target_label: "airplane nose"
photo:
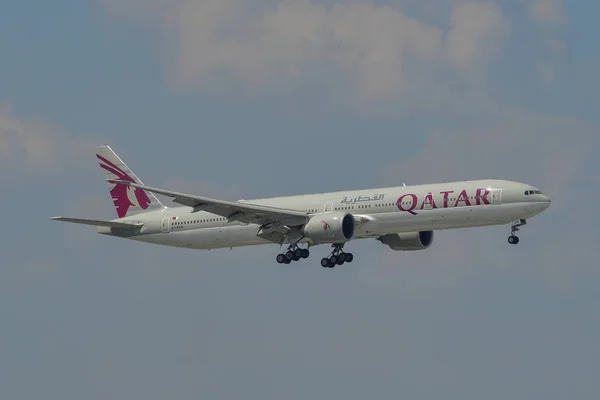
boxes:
[542,195,551,209]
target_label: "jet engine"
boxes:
[303,212,355,244]
[377,231,434,251]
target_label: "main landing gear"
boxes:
[276,243,354,268]
[508,219,526,245]
[276,246,310,264]
[320,244,354,269]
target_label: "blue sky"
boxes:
[1,1,599,399]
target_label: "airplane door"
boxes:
[324,202,333,213]
[491,189,502,205]
[161,217,171,233]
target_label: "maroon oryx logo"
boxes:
[97,154,152,218]
[322,221,331,231]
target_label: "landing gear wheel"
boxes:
[283,257,291,264]
[276,254,285,264]
[321,258,330,268]
[508,235,520,245]
[301,249,310,259]
[285,251,294,261]
[345,253,354,263]
[338,253,346,263]
[329,255,338,266]
[294,248,303,259]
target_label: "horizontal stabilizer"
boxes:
[50,217,143,229]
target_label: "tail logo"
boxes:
[97,154,151,218]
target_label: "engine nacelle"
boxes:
[303,212,355,244]
[378,231,434,251]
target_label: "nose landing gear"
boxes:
[508,219,526,245]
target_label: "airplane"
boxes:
[51,146,551,268]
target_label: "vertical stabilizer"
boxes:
[96,145,164,218]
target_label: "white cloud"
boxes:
[99,1,517,103]
[0,101,97,173]
[444,2,509,72]
[167,1,446,102]
[531,0,564,24]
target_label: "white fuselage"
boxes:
[100,179,551,251]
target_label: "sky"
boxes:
[1,0,599,399]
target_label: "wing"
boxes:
[115,181,309,227]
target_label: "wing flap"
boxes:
[50,217,143,229]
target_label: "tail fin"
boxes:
[96,145,164,218]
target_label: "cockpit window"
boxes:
[535,190,543,194]
[524,191,530,195]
